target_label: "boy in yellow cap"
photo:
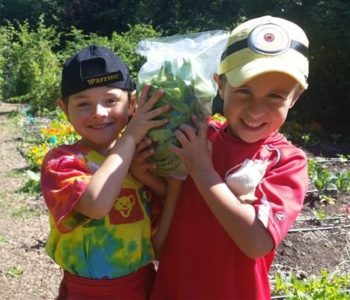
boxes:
[151,16,309,300]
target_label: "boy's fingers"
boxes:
[142,148,155,158]
[144,90,164,110]
[178,124,196,140]
[174,127,191,145]
[138,84,151,107]
[192,115,208,139]
[136,137,152,152]
[146,103,171,120]
[148,119,169,129]
[168,143,182,157]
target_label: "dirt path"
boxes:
[0,102,61,300]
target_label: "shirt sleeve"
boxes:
[254,146,308,248]
[41,146,91,233]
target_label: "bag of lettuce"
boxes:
[137,31,228,179]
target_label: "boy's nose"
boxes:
[247,99,266,117]
[94,103,108,116]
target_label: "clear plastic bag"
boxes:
[137,30,229,179]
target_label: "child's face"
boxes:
[217,72,301,143]
[59,86,134,153]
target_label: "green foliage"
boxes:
[60,24,160,79]
[308,158,350,193]
[0,1,58,27]
[312,209,326,222]
[59,27,110,61]
[0,16,61,113]
[109,24,161,77]
[308,159,335,191]
[0,234,6,244]
[19,170,41,194]
[335,170,350,193]
[274,271,350,299]
[0,1,350,138]
[6,265,24,278]
[0,25,13,97]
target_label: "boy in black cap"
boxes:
[41,45,170,299]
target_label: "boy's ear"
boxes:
[289,87,304,108]
[213,73,224,100]
[128,90,136,116]
[57,98,70,120]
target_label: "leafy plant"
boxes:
[1,16,61,113]
[19,170,41,194]
[320,194,336,206]
[338,154,350,164]
[60,24,160,79]
[6,266,24,278]
[273,270,350,299]
[0,234,7,244]
[312,209,327,222]
[308,159,336,191]
[335,170,350,192]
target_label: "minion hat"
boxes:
[61,45,134,98]
[218,16,309,89]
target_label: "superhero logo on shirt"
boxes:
[109,188,144,224]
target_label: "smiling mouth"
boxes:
[242,119,265,130]
[89,123,113,129]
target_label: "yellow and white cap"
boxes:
[218,16,309,89]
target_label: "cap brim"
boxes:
[225,58,308,90]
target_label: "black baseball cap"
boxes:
[61,45,134,98]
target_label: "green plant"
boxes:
[308,158,350,194]
[301,133,311,147]
[308,159,335,191]
[335,170,350,192]
[0,234,7,244]
[338,154,350,164]
[320,194,336,205]
[60,24,160,79]
[312,209,327,222]
[281,121,322,146]
[19,170,41,194]
[273,270,350,299]
[0,25,14,97]
[1,16,61,113]
[6,266,24,278]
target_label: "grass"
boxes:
[6,266,24,278]
[0,234,7,244]
[11,206,41,218]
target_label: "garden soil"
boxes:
[0,102,349,299]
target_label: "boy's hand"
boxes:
[130,137,156,180]
[170,115,213,175]
[123,84,170,145]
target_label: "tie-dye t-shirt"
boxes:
[41,143,159,279]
